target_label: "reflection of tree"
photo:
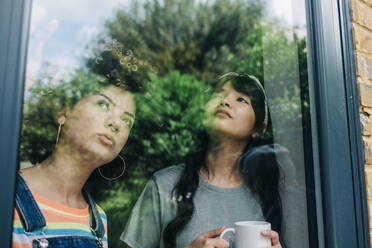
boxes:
[87,0,264,85]
[89,72,210,247]
[20,1,311,247]
[229,24,309,141]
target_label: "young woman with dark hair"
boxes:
[121,72,283,248]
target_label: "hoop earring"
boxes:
[55,123,62,147]
[98,155,126,181]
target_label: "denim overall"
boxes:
[15,174,105,248]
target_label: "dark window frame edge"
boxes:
[308,0,371,246]
[304,0,326,247]
[338,0,370,246]
[0,0,370,247]
[0,0,32,247]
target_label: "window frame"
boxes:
[0,0,369,247]
[307,0,370,246]
[0,0,32,247]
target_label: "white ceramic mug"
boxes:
[219,221,271,248]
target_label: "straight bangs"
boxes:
[217,72,267,131]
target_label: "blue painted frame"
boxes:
[339,0,371,245]
[0,0,32,247]
[0,0,370,247]
[307,0,370,246]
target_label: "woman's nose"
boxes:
[106,115,121,133]
[222,95,232,108]
[107,123,119,133]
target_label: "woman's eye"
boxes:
[121,117,133,128]
[237,97,249,104]
[97,100,109,110]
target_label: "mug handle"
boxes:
[219,228,235,240]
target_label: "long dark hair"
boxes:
[163,73,283,247]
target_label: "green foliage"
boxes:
[132,71,209,161]
[92,71,209,247]
[228,23,310,145]
[260,27,309,144]
[228,22,264,81]
[87,0,264,85]
[21,1,312,247]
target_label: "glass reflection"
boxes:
[15,80,135,248]
[18,0,313,247]
[122,73,283,248]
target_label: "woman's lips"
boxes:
[97,134,114,147]
[215,109,231,118]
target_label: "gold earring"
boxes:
[55,122,63,147]
[98,155,126,181]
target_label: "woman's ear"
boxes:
[57,107,70,125]
[57,115,66,125]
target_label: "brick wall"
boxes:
[350,0,372,242]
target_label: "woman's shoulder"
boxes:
[149,164,185,192]
[96,204,107,216]
[152,163,185,178]
[95,204,108,225]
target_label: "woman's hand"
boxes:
[261,230,282,248]
[186,226,230,248]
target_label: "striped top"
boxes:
[12,188,108,248]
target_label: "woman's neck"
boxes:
[21,144,100,209]
[201,137,248,188]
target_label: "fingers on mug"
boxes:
[219,221,271,248]
[220,228,235,239]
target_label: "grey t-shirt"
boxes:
[121,164,264,248]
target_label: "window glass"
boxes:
[16,0,315,247]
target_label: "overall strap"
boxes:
[83,188,105,239]
[15,174,46,232]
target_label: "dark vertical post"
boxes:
[308,0,370,246]
[0,0,32,247]
[339,0,371,246]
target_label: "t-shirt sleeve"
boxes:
[120,178,163,248]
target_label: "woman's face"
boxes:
[60,86,135,165]
[205,82,256,140]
